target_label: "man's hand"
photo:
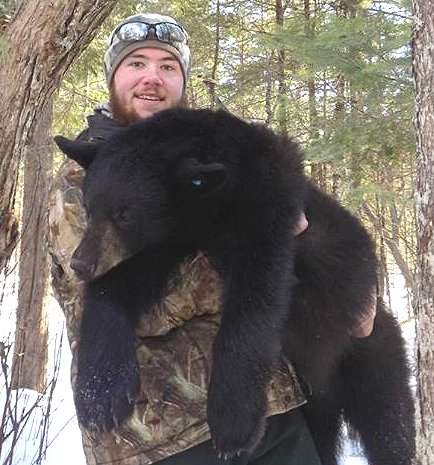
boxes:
[349,291,377,338]
[293,212,308,236]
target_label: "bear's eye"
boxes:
[184,173,225,195]
[190,176,204,188]
[175,159,228,197]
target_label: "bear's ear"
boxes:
[54,136,101,169]
[175,158,228,197]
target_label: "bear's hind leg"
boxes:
[340,307,415,465]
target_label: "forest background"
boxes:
[0,0,424,464]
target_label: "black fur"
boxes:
[55,108,414,465]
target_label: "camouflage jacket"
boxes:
[48,111,305,465]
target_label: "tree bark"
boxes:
[412,1,434,463]
[0,0,118,273]
[10,99,53,393]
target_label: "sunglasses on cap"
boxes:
[112,21,188,46]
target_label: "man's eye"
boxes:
[161,64,175,71]
[130,61,144,68]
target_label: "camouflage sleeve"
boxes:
[135,253,223,337]
[48,160,86,341]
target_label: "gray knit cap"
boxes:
[104,13,191,87]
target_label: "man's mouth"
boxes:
[136,95,163,102]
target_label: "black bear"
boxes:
[55,108,414,465]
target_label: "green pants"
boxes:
[156,409,322,465]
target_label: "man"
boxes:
[49,13,374,465]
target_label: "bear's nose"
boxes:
[70,258,96,282]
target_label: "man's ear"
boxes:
[54,136,101,169]
[175,158,228,197]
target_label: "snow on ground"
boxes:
[0,288,85,465]
[341,459,367,465]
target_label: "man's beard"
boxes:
[109,87,188,127]
[109,90,141,126]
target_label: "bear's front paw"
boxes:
[74,358,140,432]
[207,388,267,459]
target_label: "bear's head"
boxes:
[55,108,304,282]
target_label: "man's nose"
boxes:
[140,66,163,85]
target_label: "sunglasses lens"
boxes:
[115,22,188,45]
[155,23,187,44]
[116,22,150,41]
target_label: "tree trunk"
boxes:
[10,99,53,393]
[209,0,221,108]
[0,0,118,273]
[275,0,288,133]
[360,202,415,293]
[304,0,326,189]
[412,1,434,463]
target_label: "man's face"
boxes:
[110,48,184,125]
